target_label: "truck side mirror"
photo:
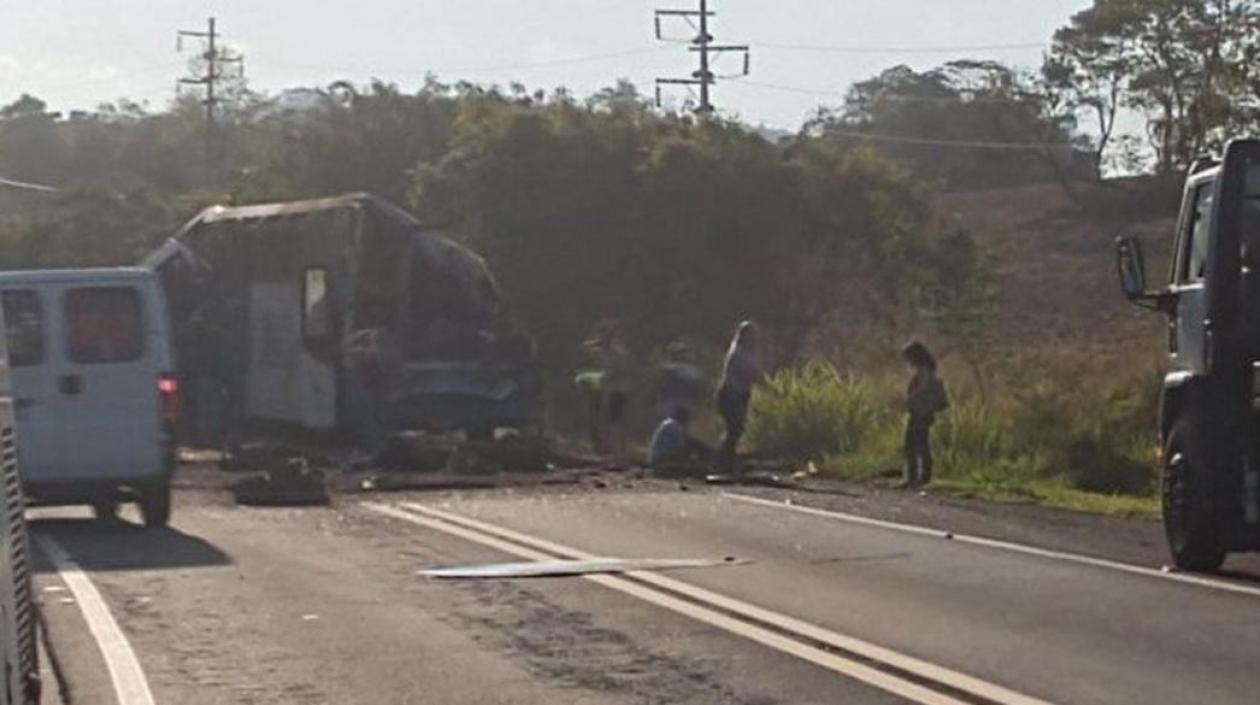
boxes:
[1116,236,1148,301]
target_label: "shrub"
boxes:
[745,358,1159,502]
[745,361,892,460]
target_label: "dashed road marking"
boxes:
[32,532,155,705]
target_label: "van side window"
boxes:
[0,291,44,367]
[64,287,144,364]
[303,267,330,339]
[1182,184,1213,283]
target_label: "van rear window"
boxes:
[0,290,45,367]
[64,287,144,364]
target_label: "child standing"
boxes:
[902,341,947,487]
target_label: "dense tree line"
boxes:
[0,81,985,389]
[810,0,1260,184]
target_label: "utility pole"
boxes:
[655,0,749,114]
[177,17,244,174]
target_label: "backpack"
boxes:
[924,377,949,414]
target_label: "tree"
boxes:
[806,61,1087,191]
[1046,26,1133,179]
[1053,0,1260,173]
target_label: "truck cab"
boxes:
[1117,139,1260,571]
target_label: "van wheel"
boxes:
[1163,417,1227,572]
[91,500,119,521]
[139,480,172,529]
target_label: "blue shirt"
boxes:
[649,418,687,466]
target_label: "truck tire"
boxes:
[1163,417,1227,572]
[139,479,172,529]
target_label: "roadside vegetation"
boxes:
[8,0,1260,517]
[745,357,1162,517]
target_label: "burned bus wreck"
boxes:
[144,193,540,447]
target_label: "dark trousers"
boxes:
[904,414,934,485]
[716,386,751,474]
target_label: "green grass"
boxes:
[746,359,1163,519]
[930,477,1160,518]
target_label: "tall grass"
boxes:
[745,361,892,459]
[746,359,1160,512]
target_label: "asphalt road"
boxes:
[26,478,1260,705]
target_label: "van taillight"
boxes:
[158,373,178,424]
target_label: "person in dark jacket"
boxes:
[902,341,947,487]
[715,321,767,475]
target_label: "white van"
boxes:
[0,268,176,527]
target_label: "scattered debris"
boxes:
[178,448,225,464]
[229,457,330,506]
[420,556,747,580]
[650,463,711,480]
[809,552,912,565]
[704,472,794,488]
[224,441,330,474]
[791,462,821,481]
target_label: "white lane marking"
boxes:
[366,503,967,705]
[367,501,1058,705]
[724,492,1260,598]
[32,533,156,705]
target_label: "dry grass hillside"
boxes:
[940,177,1180,367]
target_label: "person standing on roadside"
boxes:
[578,320,633,464]
[902,341,947,488]
[715,321,767,475]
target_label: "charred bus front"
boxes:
[145,193,539,447]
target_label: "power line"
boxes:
[28,62,184,92]
[445,47,668,74]
[177,17,244,174]
[753,40,1048,54]
[735,79,1042,105]
[820,128,1071,151]
[260,46,671,79]
[655,0,750,114]
[178,17,244,126]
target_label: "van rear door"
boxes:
[57,284,163,480]
[0,289,60,482]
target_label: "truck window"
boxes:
[303,267,330,339]
[0,291,44,367]
[1182,184,1214,283]
[64,287,144,364]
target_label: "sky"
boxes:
[0,1,1094,130]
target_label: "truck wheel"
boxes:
[91,499,119,521]
[1163,417,1227,572]
[139,480,172,529]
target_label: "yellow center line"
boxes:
[365,501,1060,705]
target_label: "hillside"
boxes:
[940,177,1179,367]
